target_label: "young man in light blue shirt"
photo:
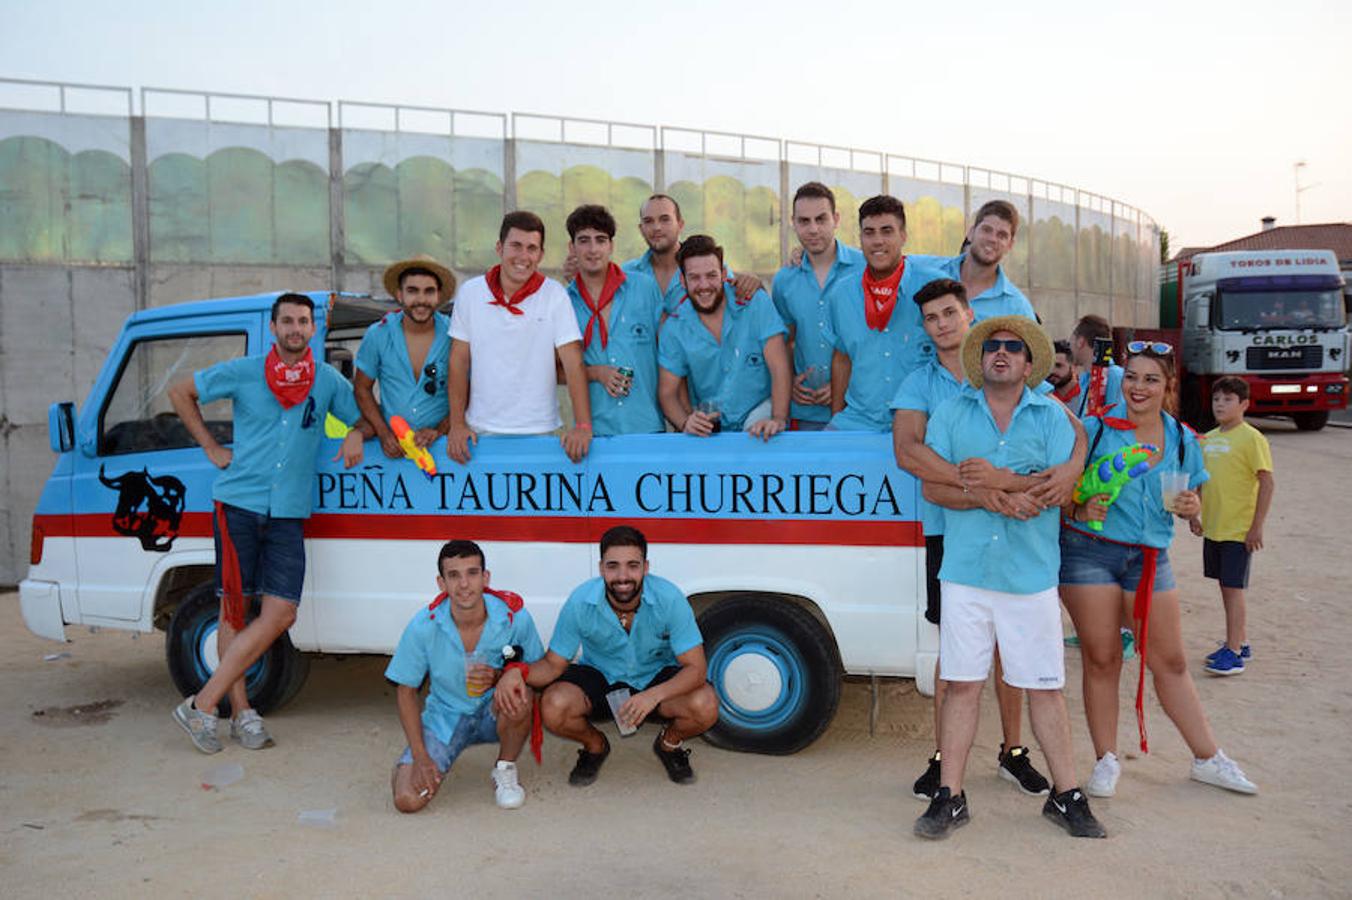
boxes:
[825,195,933,431]
[168,293,366,754]
[354,256,455,457]
[657,235,791,438]
[1070,314,1125,418]
[772,182,865,430]
[564,204,666,436]
[496,526,719,786]
[910,199,1036,323]
[387,540,545,813]
[914,315,1103,841]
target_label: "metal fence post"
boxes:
[129,115,150,311]
[329,126,345,291]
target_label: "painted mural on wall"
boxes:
[0,111,1154,304]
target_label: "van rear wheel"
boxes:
[165,582,310,717]
[699,596,841,755]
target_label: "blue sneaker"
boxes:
[1204,646,1245,676]
[1205,643,1251,665]
[1121,629,1137,661]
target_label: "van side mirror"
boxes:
[48,402,75,453]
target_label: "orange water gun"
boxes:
[391,415,436,480]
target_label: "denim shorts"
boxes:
[1059,526,1176,592]
[396,704,500,773]
[213,503,306,604]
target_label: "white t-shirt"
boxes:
[449,275,582,434]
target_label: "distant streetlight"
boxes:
[1294,161,1320,224]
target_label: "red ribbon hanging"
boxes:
[214,501,246,631]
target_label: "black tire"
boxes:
[698,595,841,755]
[165,582,310,716]
[1293,411,1328,432]
[1181,376,1215,432]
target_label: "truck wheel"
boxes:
[165,583,310,717]
[1293,411,1328,432]
[698,596,841,755]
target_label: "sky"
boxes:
[3,0,1348,250]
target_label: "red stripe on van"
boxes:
[40,512,921,547]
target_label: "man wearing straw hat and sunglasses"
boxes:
[355,255,457,458]
[915,315,1105,841]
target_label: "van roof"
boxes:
[126,291,392,330]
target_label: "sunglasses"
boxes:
[423,363,438,395]
[1127,340,1173,355]
[981,338,1026,354]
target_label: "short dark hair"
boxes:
[1072,314,1111,342]
[499,210,546,247]
[973,199,1020,237]
[793,181,836,213]
[858,194,906,229]
[1054,339,1072,358]
[676,234,724,273]
[600,525,647,559]
[437,539,485,574]
[566,204,617,240]
[914,278,968,310]
[641,193,683,222]
[1212,375,1250,401]
[398,267,442,291]
[271,292,314,321]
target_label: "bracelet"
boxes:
[575,422,591,431]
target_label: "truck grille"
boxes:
[1245,346,1323,370]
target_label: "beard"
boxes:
[605,575,643,608]
[688,288,724,316]
[1047,370,1072,389]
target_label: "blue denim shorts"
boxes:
[396,704,500,773]
[1059,526,1176,592]
[213,503,306,604]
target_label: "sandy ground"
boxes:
[2,420,1351,899]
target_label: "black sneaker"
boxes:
[1042,788,1107,838]
[998,744,1051,796]
[652,730,695,784]
[913,786,969,840]
[568,736,610,787]
[912,752,941,800]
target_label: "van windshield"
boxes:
[1214,289,1344,330]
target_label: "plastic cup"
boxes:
[605,687,639,737]
[695,401,722,434]
[803,365,830,392]
[1160,470,1190,512]
[465,649,494,698]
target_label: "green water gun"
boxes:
[1073,443,1157,532]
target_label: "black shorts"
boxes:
[1203,539,1252,589]
[556,663,681,720]
[925,535,944,625]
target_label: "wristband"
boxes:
[575,422,591,431]
[504,661,530,680]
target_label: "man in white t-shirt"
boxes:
[446,211,593,463]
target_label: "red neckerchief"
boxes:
[575,263,627,348]
[264,346,314,409]
[426,587,541,765]
[862,260,905,331]
[1055,381,1081,404]
[486,265,545,316]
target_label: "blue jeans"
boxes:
[396,704,500,773]
[1059,527,1176,591]
[213,503,305,603]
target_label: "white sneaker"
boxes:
[1085,752,1121,798]
[1191,749,1257,795]
[492,760,525,809]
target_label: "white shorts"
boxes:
[938,581,1065,690]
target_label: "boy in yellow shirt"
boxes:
[1190,377,1275,675]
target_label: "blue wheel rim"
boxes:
[707,623,808,732]
[186,614,268,693]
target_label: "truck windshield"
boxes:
[1214,289,1345,330]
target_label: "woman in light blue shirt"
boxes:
[1060,345,1256,798]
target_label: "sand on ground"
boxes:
[1,420,1350,899]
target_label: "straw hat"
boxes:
[383,255,457,303]
[961,315,1054,389]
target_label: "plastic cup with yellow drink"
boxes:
[465,648,496,698]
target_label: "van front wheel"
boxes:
[165,582,310,717]
[699,596,841,755]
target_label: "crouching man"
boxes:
[387,540,545,812]
[495,525,719,785]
